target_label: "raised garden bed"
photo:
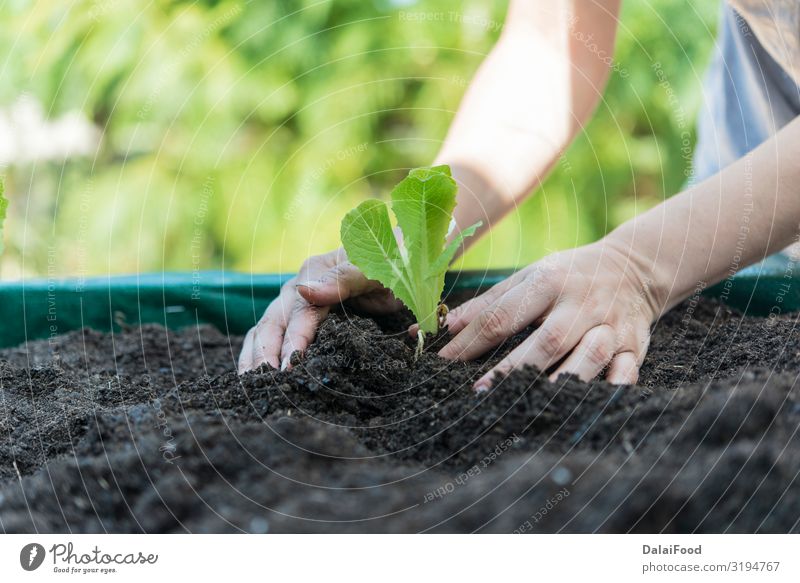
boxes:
[1,265,799,533]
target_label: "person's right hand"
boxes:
[237,247,402,373]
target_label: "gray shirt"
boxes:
[692,1,800,182]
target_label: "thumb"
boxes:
[296,262,378,306]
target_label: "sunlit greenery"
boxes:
[0,0,717,278]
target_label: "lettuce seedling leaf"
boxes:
[430,221,481,276]
[341,165,481,334]
[339,198,417,314]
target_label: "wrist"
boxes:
[601,227,673,320]
[434,161,505,250]
[435,157,524,219]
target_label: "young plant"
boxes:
[340,165,480,353]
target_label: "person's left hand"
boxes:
[433,239,661,390]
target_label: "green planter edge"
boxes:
[0,255,797,349]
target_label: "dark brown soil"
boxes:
[1,293,800,533]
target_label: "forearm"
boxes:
[609,115,800,314]
[436,0,621,245]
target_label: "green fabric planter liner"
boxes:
[0,255,797,348]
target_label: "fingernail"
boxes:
[280,356,291,371]
[474,381,490,394]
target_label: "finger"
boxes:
[238,327,256,374]
[613,312,651,360]
[549,324,616,382]
[472,305,597,391]
[350,292,404,314]
[252,315,286,371]
[439,272,560,360]
[238,315,284,373]
[296,261,379,306]
[606,351,639,384]
[243,294,294,372]
[441,270,527,336]
[438,279,557,361]
[280,300,330,370]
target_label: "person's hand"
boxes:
[436,239,661,389]
[238,247,402,373]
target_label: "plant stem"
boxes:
[414,328,425,361]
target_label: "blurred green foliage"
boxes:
[0,0,717,278]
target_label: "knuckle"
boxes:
[441,338,465,359]
[260,306,283,327]
[522,271,545,292]
[476,306,512,342]
[450,295,488,326]
[292,329,314,348]
[308,253,328,266]
[298,257,319,275]
[523,267,565,303]
[536,263,566,287]
[488,360,514,384]
[536,323,566,358]
[447,303,465,319]
[328,263,350,279]
[581,293,600,315]
[445,306,465,329]
[280,279,299,295]
[291,296,312,315]
[585,337,613,367]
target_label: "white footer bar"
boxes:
[1,534,797,581]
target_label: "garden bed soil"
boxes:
[1,293,799,533]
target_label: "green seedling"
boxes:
[340,165,481,356]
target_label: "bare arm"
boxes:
[438,0,622,247]
[440,115,800,387]
[611,114,800,314]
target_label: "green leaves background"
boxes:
[0,1,717,278]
